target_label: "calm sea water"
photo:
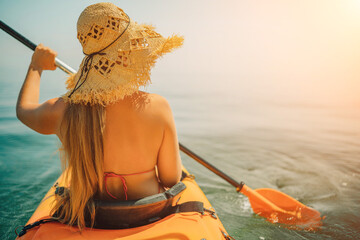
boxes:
[0,70,359,239]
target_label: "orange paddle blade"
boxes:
[240,185,322,230]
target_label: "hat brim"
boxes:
[62,21,184,106]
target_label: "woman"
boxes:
[16,3,183,230]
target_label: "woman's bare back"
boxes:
[100,91,182,200]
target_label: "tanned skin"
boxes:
[17,44,182,200]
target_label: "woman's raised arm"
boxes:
[16,44,65,134]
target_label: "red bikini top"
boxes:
[103,169,154,200]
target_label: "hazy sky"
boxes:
[0,0,359,106]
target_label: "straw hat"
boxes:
[62,2,184,105]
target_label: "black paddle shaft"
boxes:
[0,20,37,50]
[179,143,244,192]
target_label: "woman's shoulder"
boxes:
[148,93,170,107]
[46,97,67,109]
[133,92,173,120]
[131,91,169,109]
[43,97,67,119]
[24,97,67,135]
[145,93,173,116]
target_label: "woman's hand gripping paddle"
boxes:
[179,144,322,230]
[0,19,322,230]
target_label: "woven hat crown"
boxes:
[63,2,184,106]
[77,3,130,54]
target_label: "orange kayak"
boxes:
[16,168,231,240]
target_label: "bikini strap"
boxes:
[104,168,155,200]
[104,173,128,200]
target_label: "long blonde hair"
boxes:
[51,103,106,230]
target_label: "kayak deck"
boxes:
[17,168,230,240]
